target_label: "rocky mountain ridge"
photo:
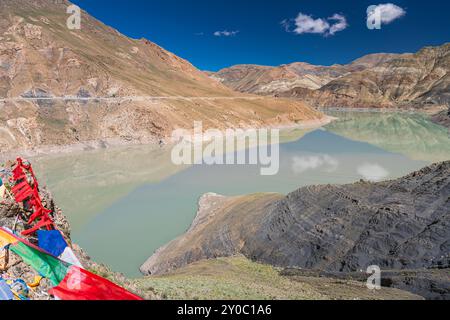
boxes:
[212,53,399,94]
[211,44,450,110]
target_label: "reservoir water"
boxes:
[33,112,450,277]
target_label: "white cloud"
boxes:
[280,19,292,32]
[294,13,330,34]
[357,163,389,182]
[214,30,239,37]
[328,14,348,35]
[292,154,339,174]
[283,12,348,36]
[367,3,406,26]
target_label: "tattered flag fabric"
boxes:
[11,158,55,235]
[10,239,70,285]
[0,184,6,203]
[37,230,68,257]
[37,230,83,267]
[48,266,143,300]
[0,227,143,300]
[60,246,83,268]
[0,229,15,249]
[0,279,14,300]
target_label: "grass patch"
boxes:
[135,256,324,300]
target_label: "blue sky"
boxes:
[71,0,449,71]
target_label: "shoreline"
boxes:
[0,115,335,162]
[318,105,447,115]
[6,105,446,163]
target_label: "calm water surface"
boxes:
[33,112,450,277]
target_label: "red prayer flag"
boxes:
[48,266,144,300]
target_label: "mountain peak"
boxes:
[211,43,449,109]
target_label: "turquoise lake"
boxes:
[33,112,450,277]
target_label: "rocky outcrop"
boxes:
[432,108,450,128]
[141,162,450,298]
[0,178,155,300]
[281,269,449,300]
[0,0,324,153]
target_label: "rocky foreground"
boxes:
[141,162,450,299]
[0,185,156,300]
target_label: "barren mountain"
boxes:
[211,54,400,94]
[0,0,324,153]
[212,44,450,110]
[141,162,450,298]
[294,44,450,109]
